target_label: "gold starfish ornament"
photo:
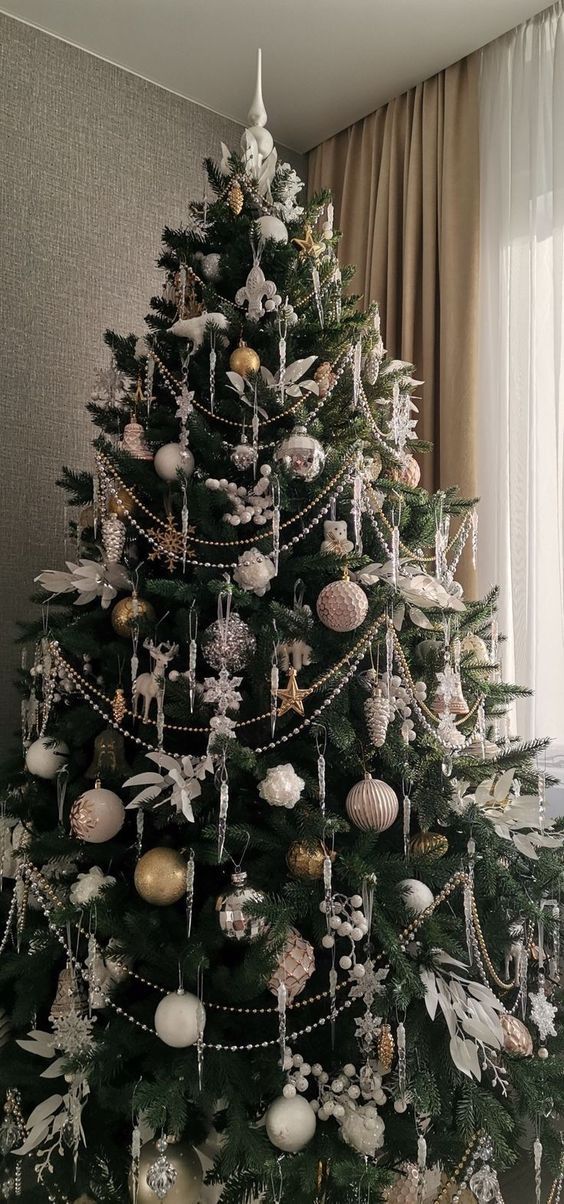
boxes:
[276,667,309,717]
[291,223,324,260]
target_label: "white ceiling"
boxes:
[0,0,549,152]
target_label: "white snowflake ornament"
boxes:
[530,986,558,1043]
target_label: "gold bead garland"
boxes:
[388,621,483,730]
[428,1131,483,1204]
[146,343,349,434]
[98,450,357,551]
[49,610,388,734]
[365,482,476,571]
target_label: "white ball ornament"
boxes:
[69,786,125,843]
[154,989,205,1048]
[398,879,435,916]
[265,1094,317,1153]
[317,577,368,632]
[25,737,68,779]
[257,215,289,244]
[154,443,195,481]
[345,774,399,833]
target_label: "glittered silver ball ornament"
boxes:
[317,575,368,632]
[231,435,258,471]
[216,870,269,941]
[201,614,256,672]
[275,425,326,482]
[345,774,399,832]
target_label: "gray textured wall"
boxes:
[0,14,306,754]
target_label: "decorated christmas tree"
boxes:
[1,53,563,1204]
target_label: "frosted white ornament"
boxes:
[25,737,69,779]
[265,1094,317,1152]
[257,215,288,244]
[345,774,399,832]
[233,548,275,596]
[258,763,304,809]
[154,990,205,1048]
[154,443,195,481]
[340,1104,385,1157]
[200,252,221,281]
[398,879,434,916]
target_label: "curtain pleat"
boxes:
[308,57,480,591]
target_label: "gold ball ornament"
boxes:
[316,575,369,632]
[409,831,449,860]
[229,343,260,377]
[286,841,335,881]
[389,453,421,488]
[345,774,399,832]
[107,484,136,519]
[500,1013,533,1057]
[134,847,187,906]
[111,595,156,637]
[130,1138,203,1204]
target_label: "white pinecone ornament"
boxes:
[101,515,126,564]
[364,684,391,748]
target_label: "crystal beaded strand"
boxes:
[217,755,229,863]
[272,475,281,574]
[352,339,362,407]
[315,725,327,817]
[278,312,287,407]
[534,1132,543,1204]
[270,635,279,737]
[277,983,287,1068]
[186,850,195,938]
[187,603,198,712]
[209,327,217,412]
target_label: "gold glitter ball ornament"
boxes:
[107,484,136,519]
[409,831,449,859]
[229,343,260,377]
[389,453,421,488]
[268,927,315,1002]
[130,1138,203,1204]
[227,180,244,215]
[111,595,156,637]
[316,577,368,632]
[500,1013,533,1057]
[134,847,187,906]
[286,841,335,881]
[345,774,399,833]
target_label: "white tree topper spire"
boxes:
[241,48,278,201]
[248,47,267,128]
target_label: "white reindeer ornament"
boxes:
[132,640,178,723]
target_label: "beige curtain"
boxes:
[308,55,480,588]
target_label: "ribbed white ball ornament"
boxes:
[25,737,68,779]
[154,443,195,481]
[265,1094,317,1152]
[345,774,399,832]
[154,989,205,1048]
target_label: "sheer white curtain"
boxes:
[477,3,564,759]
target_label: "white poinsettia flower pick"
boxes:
[354,561,465,619]
[452,769,564,859]
[35,558,131,609]
[124,751,213,823]
[261,356,319,400]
